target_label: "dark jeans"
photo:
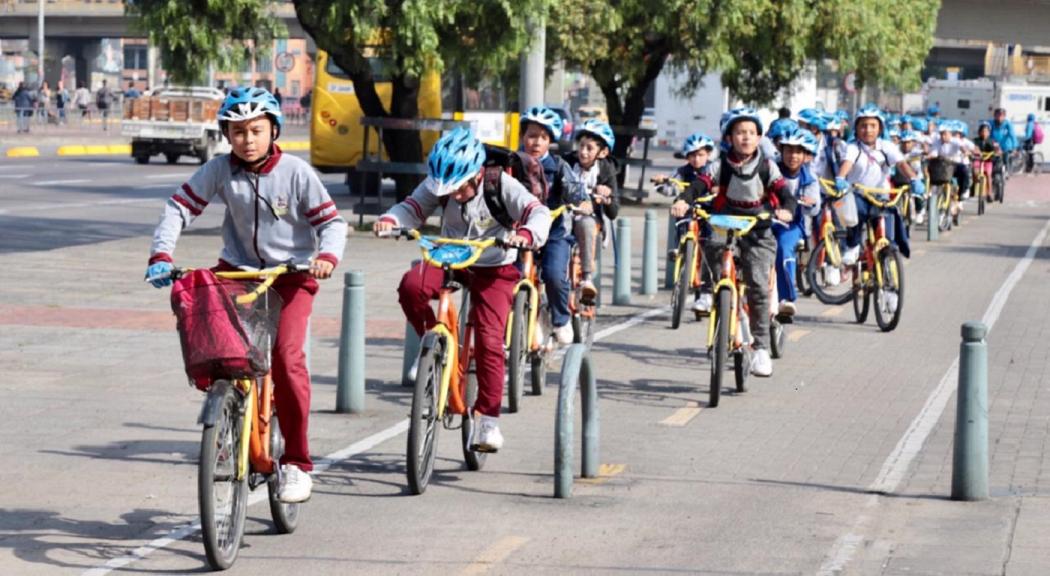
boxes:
[541,218,573,327]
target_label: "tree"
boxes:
[128,0,548,199]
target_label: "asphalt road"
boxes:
[2,153,1050,575]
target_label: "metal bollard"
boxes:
[554,344,600,498]
[642,210,658,296]
[927,189,939,242]
[665,212,677,289]
[401,260,422,388]
[613,217,632,305]
[336,271,366,414]
[951,322,989,501]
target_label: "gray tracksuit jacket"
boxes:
[149,147,347,269]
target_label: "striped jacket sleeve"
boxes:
[148,161,220,264]
[300,166,348,267]
[379,177,442,230]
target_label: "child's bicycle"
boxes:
[809,179,854,306]
[927,157,957,232]
[382,228,505,494]
[505,239,554,413]
[704,212,780,408]
[848,184,907,332]
[560,203,600,346]
[148,264,308,570]
[660,178,717,329]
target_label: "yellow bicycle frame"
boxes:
[855,185,906,289]
[704,214,761,349]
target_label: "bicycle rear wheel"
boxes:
[530,294,551,396]
[670,240,693,329]
[937,188,952,232]
[852,270,870,324]
[977,178,986,215]
[462,361,487,470]
[199,382,249,570]
[267,413,300,534]
[994,172,1005,203]
[572,313,594,346]
[708,289,730,408]
[797,241,812,297]
[806,237,852,305]
[874,248,905,332]
[770,318,785,360]
[506,291,528,414]
[407,335,442,495]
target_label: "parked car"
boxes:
[546,105,575,148]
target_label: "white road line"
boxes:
[81,304,668,575]
[136,183,175,190]
[0,197,158,216]
[145,173,190,180]
[35,179,90,186]
[0,174,29,179]
[817,217,1050,576]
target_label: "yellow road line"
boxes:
[820,306,844,318]
[660,401,702,426]
[460,536,529,576]
[787,329,811,342]
[5,147,39,158]
[577,463,627,485]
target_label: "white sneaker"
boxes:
[842,245,860,266]
[915,210,926,225]
[553,323,574,345]
[778,300,796,317]
[474,415,504,452]
[883,290,899,315]
[279,464,313,503]
[750,348,773,377]
[692,292,713,313]
[825,265,842,287]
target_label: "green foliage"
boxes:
[126,0,285,85]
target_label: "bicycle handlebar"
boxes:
[853,184,907,208]
[380,227,509,270]
[145,264,311,304]
[818,178,848,199]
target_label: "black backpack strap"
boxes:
[482,167,515,229]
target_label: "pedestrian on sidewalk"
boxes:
[56,81,69,124]
[74,82,91,122]
[37,81,51,124]
[96,80,114,131]
[13,81,32,134]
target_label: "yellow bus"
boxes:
[309,50,443,172]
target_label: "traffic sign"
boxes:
[275,52,295,73]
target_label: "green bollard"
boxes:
[642,210,658,296]
[613,217,632,305]
[951,322,988,501]
[927,189,939,242]
[337,271,366,414]
[665,211,677,289]
[401,260,421,387]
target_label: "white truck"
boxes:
[122,86,230,165]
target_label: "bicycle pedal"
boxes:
[471,443,499,454]
[775,314,795,324]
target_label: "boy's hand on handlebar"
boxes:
[373,219,396,236]
[145,262,173,288]
[775,209,794,223]
[310,259,334,280]
[594,184,612,204]
[576,200,594,216]
[670,200,689,218]
[506,233,532,248]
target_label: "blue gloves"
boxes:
[910,178,926,198]
[146,262,173,288]
[835,177,850,193]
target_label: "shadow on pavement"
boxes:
[40,438,197,467]
[750,477,951,501]
[0,215,156,253]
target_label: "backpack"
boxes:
[478,144,549,229]
[170,269,271,390]
[715,152,777,211]
[1033,122,1044,145]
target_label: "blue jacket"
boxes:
[991,119,1018,153]
[1024,118,1036,142]
[12,87,33,110]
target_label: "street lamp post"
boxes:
[37,0,44,83]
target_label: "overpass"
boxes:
[938,0,1050,45]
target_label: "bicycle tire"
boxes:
[1008,152,1025,176]
[852,271,870,324]
[994,172,1005,203]
[462,361,487,471]
[530,295,551,396]
[572,313,594,346]
[506,291,528,413]
[978,181,986,215]
[806,238,852,305]
[199,382,248,570]
[407,336,442,495]
[670,240,693,329]
[709,289,730,408]
[734,347,750,393]
[796,241,812,297]
[874,248,905,332]
[937,188,953,232]
[267,413,300,534]
[770,318,785,360]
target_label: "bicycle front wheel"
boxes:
[709,289,730,408]
[407,336,443,495]
[267,413,300,534]
[874,249,905,332]
[852,269,870,324]
[806,237,852,305]
[670,240,693,329]
[506,291,528,414]
[462,360,487,471]
[937,188,953,232]
[530,294,551,396]
[199,382,249,570]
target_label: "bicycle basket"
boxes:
[170,269,283,389]
[927,158,954,185]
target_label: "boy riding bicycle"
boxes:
[665,133,718,313]
[773,128,821,317]
[146,87,348,504]
[563,119,620,304]
[373,127,552,452]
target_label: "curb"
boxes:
[4,140,311,158]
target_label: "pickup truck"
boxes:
[122,86,230,165]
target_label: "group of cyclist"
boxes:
[144,85,1029,506]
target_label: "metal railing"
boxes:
[0,100,124,133]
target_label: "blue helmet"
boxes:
[575,119,615,150]
[888,128,901,139]
[767,118,799,142]
[779,127,818,155]
[427,127,486,197]
[900,114,914,127]
[978,120,992,133]
[721,106,763,138]
[911,117,929,132]
[798,108,828,131]
[218,86,284,137]
[520,106,564,141]
[854,104,885,132]
[835,109,850,122]
[927,104,940,116]
[900,130,920,143]
[679,132,716,157]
